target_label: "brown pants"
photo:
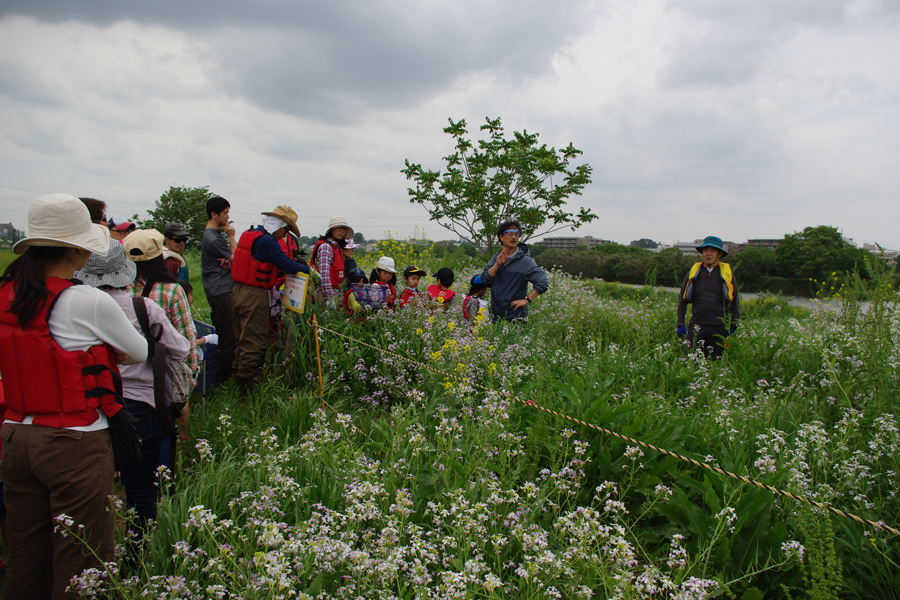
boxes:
[231,282,271,382]
[0,423,116,600]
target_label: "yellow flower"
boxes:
[416,328,423,335]
[430,350,442,361]
[447,322,455,331]
[444,380,453,391]
[488,362,497,374]
[428,317,435,323]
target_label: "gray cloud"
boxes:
[1,1,604,122]
[658,0,896,89]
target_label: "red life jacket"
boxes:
[312,239,346,289]
[400,287,425,308]
[427,285,456,307]
[0,278,123,427]
[274,235,301,289]
[232,229,279,288]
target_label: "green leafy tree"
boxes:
[728,246,776,289]
[137,186,216,250]
[630,238,658,249]
[775,226,868,281]
[402,117,595,256]
[353,232,365,244]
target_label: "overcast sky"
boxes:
[1,0,898,249]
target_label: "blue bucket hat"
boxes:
[696,236,727,257]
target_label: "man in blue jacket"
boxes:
[481,219,549,322]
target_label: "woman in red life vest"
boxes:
[427,267,457,309]
[369,256,398,310]
[0,194,148,599]
[312,216,353,305]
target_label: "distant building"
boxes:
[672,240,702,255]
[744,238,783,251]
[863,243,899,264]
[535,235,611,250]
[0,222,23,246]
[673,239,741,254]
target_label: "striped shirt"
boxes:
[127,278,200,375]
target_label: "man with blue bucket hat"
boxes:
[676,236,740,359]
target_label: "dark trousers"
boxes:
[689,322,728,359]
[0,423,116,600]
[208,291,235,383]
[231,283,271,382]
[119,399,164,534]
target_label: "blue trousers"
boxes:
[119,398,164,531]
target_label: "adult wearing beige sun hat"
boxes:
[230,206,312,393]
[0,194,148,598]
[312,215,354,303]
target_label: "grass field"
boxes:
[2,246,899,598]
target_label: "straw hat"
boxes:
[79,239,137,289]
[374,256,397,274]
[325,216,353,239]
[13,193,110,255]
[261,206,300,237]
[123,229,165,262]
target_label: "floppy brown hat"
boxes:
[262,206,300,237]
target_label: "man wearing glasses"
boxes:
[481,219,549,322]
[163,222,191,281]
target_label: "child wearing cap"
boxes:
[399,265,427,308]
[463,275,489,325]
[427,267,457,309]
[369,256,398,310]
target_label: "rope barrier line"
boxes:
[312,323,900,537]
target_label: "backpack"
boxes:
[131,295,192,436]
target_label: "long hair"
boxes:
[1,246,69,326]
[317,232,348,248]
[134,255,178,291]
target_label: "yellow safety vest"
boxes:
[683,262,734,303]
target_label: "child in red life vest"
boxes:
[399,265,427,308]
[427,267,457,309]
[463,275,489,325]
[368,256,398,310]
[343,268,370,316]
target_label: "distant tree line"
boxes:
[532,226,892,295]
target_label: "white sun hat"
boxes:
[373,256,397,274]
[13,193,110,255]
[325,216,354,239]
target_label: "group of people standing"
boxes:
[0,186,739,598]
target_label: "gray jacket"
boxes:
[481,243,549,321]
